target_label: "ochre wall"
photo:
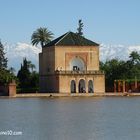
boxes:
[58,74,105,93]
[39,46,56,92]
[39,47,55,75]
[93,75,105,93]
[55,46,99,71]
[40,46,99,74]
[39,45,105,93]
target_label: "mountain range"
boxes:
[5,43,140,72]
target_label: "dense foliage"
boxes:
[100,51,140,91]
[0,41,7,69]
[0,41,15,85]
[17,58,39,93]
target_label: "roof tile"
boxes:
[44,31,99,47]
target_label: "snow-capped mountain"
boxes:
[100,44,140,62]
[4,43,140,73]
[5,43,41,72]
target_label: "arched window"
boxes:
[79,79,86,93]
[88,80,94,93]
[70,57,85,71]
[71,80,76,93]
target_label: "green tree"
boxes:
[0,40,15,85]
[77,19,84,36]
[31,27,54,47]
[0,69,15,85]
[129,51,140,64]
[27,60,36,72]
[30,71,39,90]
[100,59,129,91]
[17,58,31,89]
[17,58,39,93]
[100,51,140,92]
[126,51,140,79]
[0,40,7,69]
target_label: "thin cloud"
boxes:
[4,43,140,72]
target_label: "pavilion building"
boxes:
[39,31,105,93]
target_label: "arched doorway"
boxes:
[70,57,85,71]
[79,79,86,93]
[88,80,94,93]
[71,80,76,93]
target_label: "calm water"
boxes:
[0,97,140,140]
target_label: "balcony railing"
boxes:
[54,70,104,75]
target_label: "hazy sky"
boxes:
[0,0,140,45]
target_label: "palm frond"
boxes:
[31,27,54,47]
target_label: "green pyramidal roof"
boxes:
[45,31,99,47]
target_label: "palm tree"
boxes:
[129,51,140,64]
[31,27,54,47]
[27,61,36,72]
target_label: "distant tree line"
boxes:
[100,51,140,92]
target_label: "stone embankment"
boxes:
[12,92,140,98]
